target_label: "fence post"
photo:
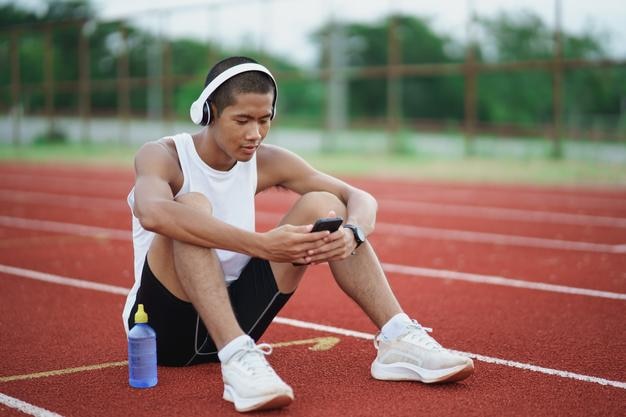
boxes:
[551,0,564,159]
[387,14,402,154]
[464,5,477,156]
[44,26,55,137]
[325,20,347,153]
[79,21,91,144]
[117,22,130,145]
[10,30,21,146]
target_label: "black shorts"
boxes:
[127,257,293,366]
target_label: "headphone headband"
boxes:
[189,63,277,125]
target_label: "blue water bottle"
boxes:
[128,304,157,388]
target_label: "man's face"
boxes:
[211,92,274,169]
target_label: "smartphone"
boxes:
[311,217,343,233]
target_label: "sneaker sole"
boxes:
[223,385,294,413]
[371,360,474,384]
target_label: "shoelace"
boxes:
[403,321,443,350]
[373,320,442,351]
[238,342,277,377]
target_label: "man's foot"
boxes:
[221,339,294,413]
[371,320,474,384]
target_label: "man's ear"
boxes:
[207,102,216,125]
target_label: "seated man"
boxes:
[123,56,473,413]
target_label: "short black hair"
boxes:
[204,56,276,121]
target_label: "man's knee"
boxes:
[175,192,213,214]
[297,191,347,218]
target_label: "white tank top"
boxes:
[122,132,257,333]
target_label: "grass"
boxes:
[302,152,626,185]
[0,142,136,167]
[1,142,625,186]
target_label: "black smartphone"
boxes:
[311,217,343,233]
[292,217,343,266]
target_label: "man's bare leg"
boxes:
[270,191,473,384]
[270,192,403,330]
[328,242,403,328]
[147,192,243,350]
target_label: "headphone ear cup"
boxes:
[201,101,211,126]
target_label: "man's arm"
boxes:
[257,144,377,263]
[257,144,378,235]
[132,141,329,264]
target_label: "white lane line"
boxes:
[0,216,131,241]
[5,173,626,209]
[3,189,626,229]
[264,212,626,254]
[272,317,626,390]
[3,198,625,253]
[0,217,624,299]
[0,190,127,211]
[2,265,625,391]
[0,264,129,295]
[377,222,626,254]
[0,392,63,417]
[0,174,131,191]
[381,199,626,228]
[4,191,626,252]
[369,187,626,210]
[381,263,626,301]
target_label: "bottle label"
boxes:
[128,338,157,383]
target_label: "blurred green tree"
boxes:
[316,15,464,123]
[476,11,625,134]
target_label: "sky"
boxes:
[12,0,626,65]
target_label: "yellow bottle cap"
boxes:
[135,304,148,324]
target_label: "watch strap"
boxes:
[344,224,365,248]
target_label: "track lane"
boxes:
[3,163,625,416]
[1,206,625,293]
[1,277,624,417]
[3,166,626,217]
[3,199,626,246]
[2,251,625,382]
[281,267,626,382]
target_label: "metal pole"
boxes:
[79,22,91,144]
[551,0,564,158]
[325,20,347,153]
[387,14,402,153]
[464,0,477,156]
[117,23,130,145]
[147,15,163,121]
[163,37,173,129]
[44,27,54,136]
[10,30,21,146]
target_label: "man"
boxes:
[123,56,473,413]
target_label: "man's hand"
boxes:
[302,210,357,264]
[305,226,356,264]
[259,224,331,264]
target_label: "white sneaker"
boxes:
[371,320,474,384]
[221,340,294,412]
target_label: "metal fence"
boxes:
[1,0,625,156]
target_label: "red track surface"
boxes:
[1,162,625,416]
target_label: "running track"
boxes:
[0,163,625,416]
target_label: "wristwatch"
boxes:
[344,224,365,249]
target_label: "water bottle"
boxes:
[128,304,157,388]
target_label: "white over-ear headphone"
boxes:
[189,63,278,126]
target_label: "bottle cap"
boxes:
[134,304,148,324]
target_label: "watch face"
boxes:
[347,225,365,244]
[355,226,365,243]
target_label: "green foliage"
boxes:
[315,15,462,120]
[0,1,622,138]
[475,11,625,132]
[477,11,553,61]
